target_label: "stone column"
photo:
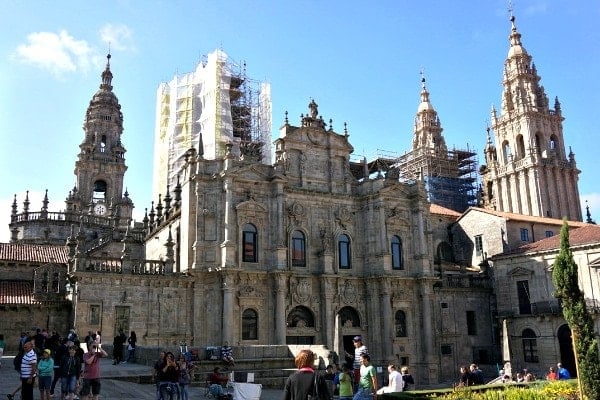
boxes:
[274,273,287,344]
[221,178,236,268]
[380,279,392,358]
[222,272,236,343]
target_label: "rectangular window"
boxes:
[520,228,529,242]
[291,235,306,267]
[114,306,130,335]
[400,357,409,367]
[545,230,554,238]
[517,280,532,315]
[474,235,483,256]
[467,311,477,335]
[90,304,101,325]
[441,345,452,355]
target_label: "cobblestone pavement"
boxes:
[0,356,282,400]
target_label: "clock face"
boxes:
[93,203,107,216]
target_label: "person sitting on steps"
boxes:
[221,342,234,369]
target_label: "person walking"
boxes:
[20,340,38,400]
[80,343,108,400]
[345,336,368,390]
[353,353,377,400]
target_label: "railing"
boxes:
[442,275,492,289]
[78,258,166,275]
[531,300,562,315]
[11,211,114,228]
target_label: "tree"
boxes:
[552,220,600,400]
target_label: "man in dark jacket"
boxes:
[112,330,127,365]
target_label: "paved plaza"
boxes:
[0,356,282,400]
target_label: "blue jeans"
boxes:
[159,382,180,400]
[179,383,189,400]
[61,374,77,395]
[353,387,373,400]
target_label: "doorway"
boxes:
[557,324,576,377]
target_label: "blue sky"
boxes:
[1,0,599,241]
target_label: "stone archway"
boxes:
[557,324,576,377]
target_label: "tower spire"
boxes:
[101,52,113,90]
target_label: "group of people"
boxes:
[457,363,485,387]
[5,328,138,400]
[283,336,414,400]
[546,363,571,381]
[152,350,200,400]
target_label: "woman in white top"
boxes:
[377,365,403,394]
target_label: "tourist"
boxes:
[159,352,180,400]
[376,364,403,394]
[37,348,54,400]
[221,341,235,368]
[20,340,38,400]
[353,353,378,400]
[178,353,196,400]
[283,349,328,400]
[546,367,558,380]
[557,363,571,379]
[59,345,81,400]
[112,329,126,365]
[337,365,354,400]
[80,343,108,400]
[400,366,414,390]
[124,331,137,363]
[345,336,368,389]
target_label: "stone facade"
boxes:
[491,224,600,378]
[3,14,598,389]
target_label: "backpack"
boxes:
[13,350,24,372]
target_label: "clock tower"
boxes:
[66,54,133,221]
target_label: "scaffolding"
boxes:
[349,146,478,213]
[152,50,272,198]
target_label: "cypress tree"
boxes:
[552,220,600,399]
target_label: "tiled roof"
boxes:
[458,207,590,227]
[502,224,600,256]
[430,203,461,218]
[0,243,69,264]
[0,280,43,305]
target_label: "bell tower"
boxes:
[480,15,581,221]
[65,54,132,220]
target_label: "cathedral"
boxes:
[2,14,599,387]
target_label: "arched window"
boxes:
[395,310,407,337]
[391,235,403,270]
[502,141,511,164]
[338,234,351,269]
[287,306,315,328]
[291,230,306,267]
[242,223,258,262]
[242,308,258,340]
[516,135,525,160]
[93,180,107,202]
[522,328,538,362]
[436,242,453,264]
[338,306,361,328]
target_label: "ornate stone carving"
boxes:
[293,279,312,303]
[335,206,353,229]
[288,201,306,224]
[341,280,358,304]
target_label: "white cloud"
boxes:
[581,192,600,223]
[100,23,136,53]
[13,30,99,76]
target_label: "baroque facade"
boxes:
[2,14,597,387]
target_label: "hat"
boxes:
[44,349,52,355]
[353,336,362,342]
